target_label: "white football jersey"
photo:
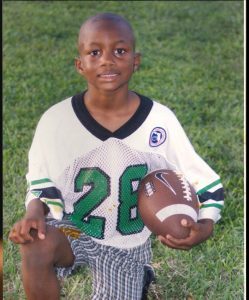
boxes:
[25,92,224,248]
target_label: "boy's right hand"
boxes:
[9,217,46,244]
[9,199,48,244]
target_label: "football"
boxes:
[138,169,199,239]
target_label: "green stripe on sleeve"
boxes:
[200,203,223,209]
[30,178,52,186]
[197,179,221,195]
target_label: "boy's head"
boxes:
[78,13,136,53]
[75,13,140,92]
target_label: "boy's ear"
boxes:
[133,52,141,72]
[74,57,85,75]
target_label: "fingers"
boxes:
[180,218,199,231]
[36,220,46,240]
[157,219,201,250]
[158,235,191,250]
[26,220,46,240]
[9,222,34,244]
[9,219,46,244]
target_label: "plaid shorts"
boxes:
[47,218,152,300]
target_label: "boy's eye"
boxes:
[114,48,126,56]
[90,50,100,56]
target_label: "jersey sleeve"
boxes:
[25,116,64,220]
[165,111,224,223]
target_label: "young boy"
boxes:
[9,13,224,300]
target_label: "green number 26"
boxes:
[70,165,147,239]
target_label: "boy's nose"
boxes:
[100,51,115,66]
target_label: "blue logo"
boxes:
[149,127,167,147]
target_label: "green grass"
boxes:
[3,1,244,299]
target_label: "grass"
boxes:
[3,1,244,299]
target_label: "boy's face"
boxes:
[75,19,140,93]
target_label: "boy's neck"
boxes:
[84,87,136,112]
[83,87,141,132]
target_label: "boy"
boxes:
[9,13,224,299]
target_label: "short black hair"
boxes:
[85,12,133,30]
[78,13,136,51]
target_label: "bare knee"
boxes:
[20,225,74,269]
[20,228,56,270]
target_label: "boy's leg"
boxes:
[20,225,74,300]
[90,239,152,300]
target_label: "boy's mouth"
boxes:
[98,73,120,82]
[98,71,120,78]
[99,74,119,78]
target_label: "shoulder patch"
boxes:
[149,127,167,147]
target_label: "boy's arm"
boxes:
[164,110,224,223]
[158,110,224,249]
[9,199,48,244]
[25,112,64,221]
[26,198,50,217]
[9,111,63,244]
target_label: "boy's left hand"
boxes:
[158,219,214,250]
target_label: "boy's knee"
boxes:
[20,225,73,269]
[20,226,60,267]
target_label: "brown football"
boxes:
[138,169,199,239]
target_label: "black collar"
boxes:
[71,91,153,141]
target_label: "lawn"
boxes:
[3,1,244,299]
